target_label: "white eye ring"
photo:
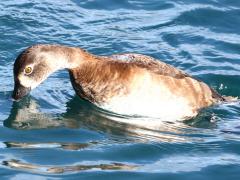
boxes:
[24,66,33,75]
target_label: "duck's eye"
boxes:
[24,66,33,75]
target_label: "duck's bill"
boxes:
[12,82,31,101]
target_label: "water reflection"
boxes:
[4,96,201,143]
[3,159,137,174]
[4,97,80,130]
[1,95,239,175]
[4,141,98,151]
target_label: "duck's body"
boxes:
[12,45,229,121]
[69,53,222,120]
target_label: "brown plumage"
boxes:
[12,44,234,121]
[69,53,224,106]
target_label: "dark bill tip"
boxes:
[12,83,31,101]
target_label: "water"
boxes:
[0,0,240,179]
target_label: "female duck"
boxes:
[12,44,231,121]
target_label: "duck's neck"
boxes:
[43,45,95,71]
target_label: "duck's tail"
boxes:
[222,95,238,102]
[211,88,238,103]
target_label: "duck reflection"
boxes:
[4,96,73,129]
[4,95,212,142]
[2,96,217,174]
[3,159,137,174]
[4,141,98,151]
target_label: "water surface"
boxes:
[0,0,240,179]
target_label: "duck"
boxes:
[12,44,234,121]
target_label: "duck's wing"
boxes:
[108,53,226,102]
[108,53,190,79]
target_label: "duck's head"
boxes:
[12,44,76,101]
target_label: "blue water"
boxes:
[0,0,240,179]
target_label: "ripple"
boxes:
[140,153,240,173]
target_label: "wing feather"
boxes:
[108,53,190,79]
